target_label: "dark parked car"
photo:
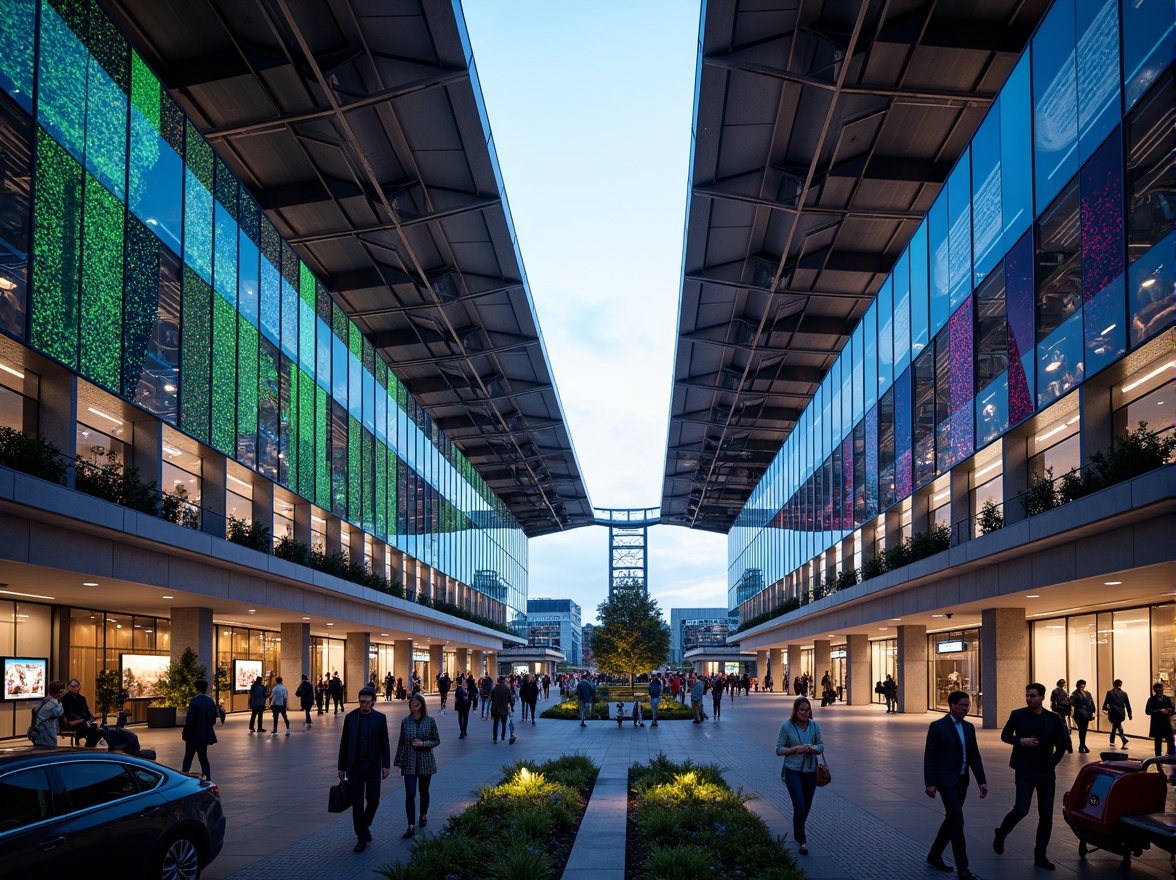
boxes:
[0,747,225,880]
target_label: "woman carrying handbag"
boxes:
[393,693,440,838]
[775,696,825,856]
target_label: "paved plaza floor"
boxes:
[112,692,1174,880]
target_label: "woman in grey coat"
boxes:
[31,680,66,747]
[393,692,440,838]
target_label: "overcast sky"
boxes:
[461,2,729,625]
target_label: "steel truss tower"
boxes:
[594,507,660,597]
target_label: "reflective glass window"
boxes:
[947,295,975,468]
[864,304,877,411]
[128,54,182,254]
[1037,308,1084,409]
[975,268,1008,394]
[878,386,895,510]
[0,0,36,113]
[0,91,31,341]
[913,347,936,488]
[58,761,139,811]
[1126,72,1175,348]
[0,767,53,828]
[238,198,259,327]
[36,2,87,164]
[893,367,912,499]
[1005,229,1036,424]
[1035,180,1081,342]
[947,152,972,310]
[933,326,951,472]
[893,250,911,374]
[123,216,180,423]
[971,106,1003,285]
[1000,55,1034,253]
[910,221,930,357]
[83,10,128,202]
[1122,0,1173,110]
[877,278,893,398]
[928,192,950,336]
[1080,131,1126,376]
[864,404,878,519]
[851,323,864,421]
[1033,0,1079,212]
[976,371,1009,449]
[183,121,213,285]
[259,220,280,343]
[1075,0,1120,160]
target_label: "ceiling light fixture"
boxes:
[1026,594,1040,598]
[0,589,55,600]
[162,595,174,599]
[1104,581,1122,585]
[82,582,99,587]
[1122,361,1175,393]
[86,405,124,427]
[0,362,25,379]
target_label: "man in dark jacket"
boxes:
[295,674,315,727]
[490,675,514,743]
[437,672,451,712]
[182,679,218,780]
[993,683,1069,870]
[337,687,390,852]
[924,691,987,879]
[330,672,345,714]
[576,676,596,727]
[519,674,539,725]
[248,677,267,733]
[1102,679,1132,749]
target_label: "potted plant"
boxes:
[95,669,122,725]
[148,647,207,728]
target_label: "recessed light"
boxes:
[878,627,889,631]
[1104,581,1122,585]
[890,618,902,621]
[302,617,311,621]
[248,609,256,614]
[162,595,173,599]
[932,614,944,618]
[326,622,334,626]
[1026,595,1040,598]
[83,582,99,587]
[381,633,389,637]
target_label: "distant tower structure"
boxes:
[594,507,660,597]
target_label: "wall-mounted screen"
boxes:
[234,659,263,692]
[3,657,48,700]
[120,653,170,699]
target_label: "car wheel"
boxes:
[158,833,202,880]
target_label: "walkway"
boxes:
[99,693,1173,880]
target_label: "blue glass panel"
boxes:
[972,107,1003,285]
[1033,0,1079,212]
[976,372,1009,449]
[85,48,127,202]
[1085,278,1126,377]
[929,193,950,335]
[841,335,853,429]
[37,4,87,163]
[859,307,874,414]
[1076,0,1120,161]
[877,278,893,398]
[1129,229,1175,348]
[1001,55,1034,254]
[348,349,362,421]
[259,256,279,344]
[0,0,35,112]
[279,276,297,359]
[331,333,348,404]
[316,317,330,390]
[212,202,236,306]
[183,170,212,284]
[1122,0,1174,109]
[238,230,258,327]
[910,221,930,357]
[298,299,314,374]
[947,151,972,310]
[1037,307,1084,408]
[851,323,864,421]
[893,250,911,374]
[1005,229,1036,425]
[363,369,375,433]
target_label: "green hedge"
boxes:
[629,754,803,880]
[540,698,694,721]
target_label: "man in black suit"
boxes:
[924,690,987,879]
[993,682,1069,871]
[181,679,218,780]
[337,686,390,852]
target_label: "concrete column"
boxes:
[130,418,163,501]
[394,639,413,694]
[486,651,497,678]
[345,632,371,704]
[1002,430,1030,526]
[388,548,404,591]
[456,647,470,678]
[813,640,831,694]
[981,607,1028,730]
[53,606,71,687]
[846,633,871,705]
[371,540,387,581]
[949,465,970,546]
[860,518,878,566]
[756,650,768,679]
[786,644,803,693]
[1079,382,1114,465]
[429,643,444,685]
[279,622,311,682]
[293,497,312,547]
[896,624,928,714]
[200,454,226,539]
[172,607,215,676]
[326,515,343,556]
[39,364,78,489]
[884,505,903,551]
[251,478,274,544]
[911,486,930,539]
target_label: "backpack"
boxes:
[27,698,51,743]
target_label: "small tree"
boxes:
[977,499,1004,534]
[213,663,231,705]
[590,582,671,686]
[155,647,207,709]
[95,669,123,724]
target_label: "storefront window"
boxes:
[871,638,896,706]
[1032,619,1068,687]
[930,629,981,715]
[1152,604,1175,702]
[1032,0,1078,212]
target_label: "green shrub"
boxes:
[486,849,549,880]
[161,486,200,529]
[1021,467,1058,517]
[860,556,884,581]
[226,514,270,551]
[0,426,67,483]
[977,498,1004,534]
[75,445,159,514]
[273,535,310,565]
[646,844,713,880]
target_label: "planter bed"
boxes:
[377,753,598,880]
[627,754,803,880]
[541,697,694,722]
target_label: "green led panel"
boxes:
[280,358,298,486]
[298,364,315,499]
[375,357,387,390]
[210,294,236,454]
[213,164,238,305]
[375,441,388,540]
[315,280,331,323]
[347,414,362,524]
[280,240,299,290]
[348,322,362,359]
[361,427,374,532]
[0,0,36,112]
[387,449,398,538]
[184,119,213,283]
[299,260,315,309]
[37,1,87,163]
[332,301,348,343]
[122,215,158,400]
[180,265,211,443]
[79,174,124,390]
[236,316,259,465]
[315,385,330,509]
[83,3,128,201]
[31,129,82,369]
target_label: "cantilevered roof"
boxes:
[103,0,592,537]
[662,0,1049,533]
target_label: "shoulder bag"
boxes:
[328,778,352,813]
[815,753,832,787]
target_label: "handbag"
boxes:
[328,778,352,813]
[815,754,832,787]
